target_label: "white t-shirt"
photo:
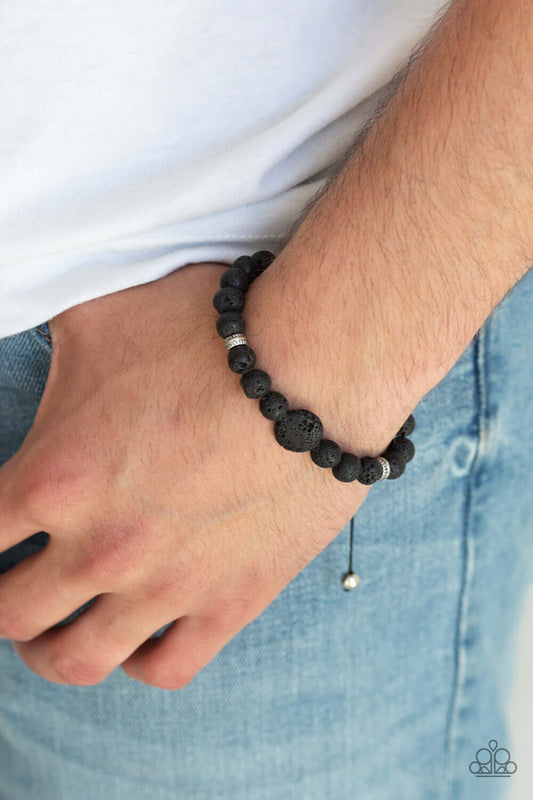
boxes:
[0,0,449,337]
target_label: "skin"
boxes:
[1,0,531,687]
[1,264,381,689]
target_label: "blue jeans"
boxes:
[0,268,532,800]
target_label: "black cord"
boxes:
[348,515,354,574]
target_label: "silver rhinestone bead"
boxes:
[377,456,390,480]
[341,572,360,591]
[224,333,248,350]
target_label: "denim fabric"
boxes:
[0,268,532,800]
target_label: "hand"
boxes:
[0,261,387,689]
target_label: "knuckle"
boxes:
[208,573,266,630]
[50,652,109,686]
[75,521,149,585]
[0,608,36,643]
[143,662,196,691]
[19,458,86,524]
[143,561,199,606]
[15,466,52,521]
[211,592,253,630]
[210,601,244,631]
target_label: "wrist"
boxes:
[243,249,416,460]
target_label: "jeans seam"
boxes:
[36,324,52,343]
[444,322,488,799]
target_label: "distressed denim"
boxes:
[0,267,532,800]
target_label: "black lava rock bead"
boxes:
[393,437,415,463]
[310,439,342,468]
[357,456,384,485]
[232,255,254,278]
[394,414,416,439]
[274,409,323,453]
[259,391,288,421]
[228,344,256,374]
[213,287,245,314]
[332,452,361,482]
[383,446,406,479]
[216,311,245,338]
[240,369,271,399]
[220,267,249,292]
[249,250,276,282]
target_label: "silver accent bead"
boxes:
[341,572,360,591]
[224,333,248,350]
[377,456,390,480]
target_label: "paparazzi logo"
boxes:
[469,739,517,777]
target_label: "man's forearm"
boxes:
[245,0,532,458]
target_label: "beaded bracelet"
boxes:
[212,250,416,590]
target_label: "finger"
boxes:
[120,612,241,691]
[0,539,99,642]
[0,436,92,554]
[0,514,43,557]
[0,472,42,554]
[12,591,181,686]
